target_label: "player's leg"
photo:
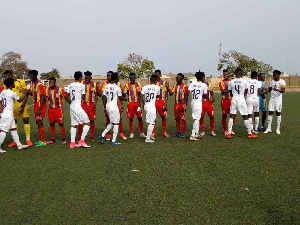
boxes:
[227,99,236,138]
[8,118,28,150]
[129,118,134,138]
[8,119,18,147]
[47,108,56,144]
[105,114,111,141]
[89,104,96,142]
[179,104,186,138]
[208,103,216,136]
[240,100,256,138]
[145,108,156,143]
[200,104,206,136]
[23,117,32,146]
[0,130,8,153]
[78,124,83,140]
[190,106,200,141]
[70,109,80,148]
[136,105,145,137]
[265,99,275,133]
[127,103,134,138]
[253,100,260,133]
[173,104,181,137]
[77,108,91,147]
[275,101,282,134]
[56,108,66,144]
[109,110,121,145]
[34,103,47,147]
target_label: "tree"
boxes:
[40,68,61,80]
[117,53,155,78]
[0,52,29,79]
[218,50,273,76]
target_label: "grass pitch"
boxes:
[0,93,299,224]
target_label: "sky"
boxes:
[1,0,299,77]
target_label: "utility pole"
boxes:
[218,43,222,77]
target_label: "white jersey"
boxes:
[247,79,261,98]
[104,83,122,108]
[269,79,286,100]
[229,78,248,98]
[188,82,207,106]
[141,85,160,109]
[0,89,19,115]
[68,82,85,108]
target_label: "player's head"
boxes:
[74,71,83,81]
[3,70,13,79]
[155,70,161,80]
[110,72,119,83]
[195,70,205,82]
[29,70,38,81]
[49,77,56,88]
[251,71,258,79]
[129,72,136,83]
[258,72,265,81]
[273,69,281,81]
[150,74,158,84]
[107,71,113,82]
[176,73,184,83]
[4,77,15,89]
[84,70,92,83]
[223,69,229,80]
[235,68,243,78]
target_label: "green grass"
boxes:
[0,93,299,224]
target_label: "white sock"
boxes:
[112,124,119,142]
[267,115,273,130]
[248,118,253,130]
[277,115,281,130]
[254,117,259,130]
[244,120,252,134]
[70,127,77,143]
[228,118,233,134]
[102,123,113,137]
[81,125,90,140]
[11,130,21,146]
[192,119,199,137]
[147,124,154,139]
[0,132,7,146]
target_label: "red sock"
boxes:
[138,120,144,133]
[78,124,83,139]
[60,125,65,139]
[222,116,227,132]
[106,118,110,135]
[50,125,55,139]
[129,120,133,133]
[182,119,186,134]
[162,120,167,134]
[200,118,205,132]
[120,120,124,133]
[176,120,180,133]
[152,124,156,135]
[210,117,215,132]
[39,126,45,142]
[90,122,95,138]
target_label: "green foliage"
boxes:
[218,50,273,76]
[117,53,155,78]
[0,52,29,79]
[40,68,61,80]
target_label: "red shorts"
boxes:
[127,102,142,119]
[34,102,46,121]
[221,99,232,115]
[82,103,96,120]
[174,104,185,120]
[201,101,214,118]
[155,100,167,117]
[48,107,64,124]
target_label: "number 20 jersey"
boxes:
[228,78,248,98]
[141,85,160,109]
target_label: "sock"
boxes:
[70,127,76,143]
[81,125,90,140]
[11,130,21,146]
[15,124,18,131]
[228,118,233,134]
[200,118,205,132]
[147,124,154,139]
[210,117,215,132]
[90,122,95,138]
[192,119,199,137]
[119,120,124,133]
[162,119,167,134]
[176,120,181,133]
[106,118,111,136]
[78,124,83,139]
[222,116,227,132]
[102,123,113,137]
[138,120,144,133]
[50,125,55,140]
[152,124,156,135]
[277,116,281,130]
[248,118,253,131]
[24,124,30,140]
[254,117,259,130]
[262,111,267,125]
[267,115,273,130]
[38,126,45,142]
[112,124,119,142]
[182,119,186,134]
[60,125,66,139]
[129,120,134,133]
[244,120,252,134]
[0,131,7,146]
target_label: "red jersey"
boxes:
[46,86,66,108]
[219,79,232,100]
[171,83,188,104]
[31,79,46,103]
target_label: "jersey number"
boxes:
[2,98,6,108]
[234,85,240,94]
[71,90,75,101]
[145,93,155,102]
[191,90,200,99]
[250,85,254,94]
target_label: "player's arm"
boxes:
[211,90,215,103]
[219,82,230,94]
[273,85,286,93]
[17,90,29,103]
[184,90,190,106]
[118,88,124,112]
[61,89,71,104]
[164,82,169,111]
[96,82,102,97]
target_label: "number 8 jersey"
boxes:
[247,79,261,98]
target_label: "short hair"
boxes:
[258,72,265,76]
[150,74,158,82]
[107,71,114,75]
[3,70,12,75]
[4,78,14,87]
[155,70,161,75]
[49,77,56,82]
[111,72,119,81]
[29,70,38,76]
[129,72,136,77]
[273,69,281,75]
[195,70,205,80]
[177,73,184,79]
[223,69,229,73]
[84,71,92,76]
[74,71,83,80]
[235,68,243,76]
[251,71,258,78]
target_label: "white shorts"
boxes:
[106,105,120,124]
[247,97,260,114]
[145,107,156,124]
[191,104,202,120]
[70,107,89,126]
[268,98,282,112]
[230,97,248,115]
[0,113,16,132]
